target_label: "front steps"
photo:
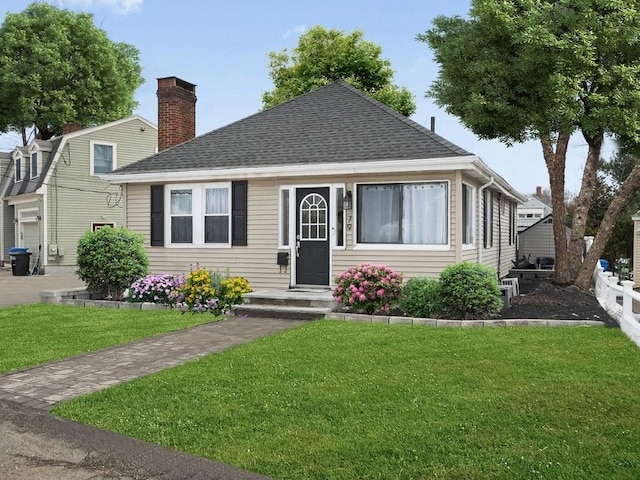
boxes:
[233,288,335,321]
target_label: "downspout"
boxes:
[497,193,502,278]
[478,176,495,266]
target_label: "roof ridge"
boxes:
[332,80,473,156]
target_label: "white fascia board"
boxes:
[103,154,525,203]
[102,156,482,184]
[6,192,41,206]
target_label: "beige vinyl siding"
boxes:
[127,171,521,289]
[127,180,291,290]
[479,192,517,279]
[46,119,157,270]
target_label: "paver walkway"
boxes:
[0,316,307,411]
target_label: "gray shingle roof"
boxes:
[4,138,61,197]
[113,80,474,176]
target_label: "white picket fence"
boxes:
[593,265,640,347]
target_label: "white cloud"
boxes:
[283,24,307,39]
[56,0,142,15]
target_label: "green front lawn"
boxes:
[53,321,640,480]
[0,304,214,374]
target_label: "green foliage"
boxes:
[219,276,253,311]
[0,2,143,140]
[170,268,252,314]
[76,227,149,301]
[399,276,442,318]
[420,1,640,144]
[333,263,404,314]
[263,26,415,116]
[439,262,502,319]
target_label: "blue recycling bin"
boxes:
[599,259,609,272]
[9,247,30,276]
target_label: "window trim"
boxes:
[15,157,22,182]
[164,182,232,248]
[30,152,39,179]
[353,180,450,251]
[278,187,291,248]
[90,140,117,175]
[462,182,475,248]
[484,190,494,249]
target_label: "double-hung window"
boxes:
[462,184,474,245]
[484,190,494,248]
[167,183,231,246]
[15,158,22,181]
[30,152,38,178]
[357,182,448,245]
[91,141,116,175]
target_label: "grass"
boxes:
[0,304,215,374]
[52,321,640,479]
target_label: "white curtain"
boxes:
[170,189,192,215]
[403,183,447,245]
[359,185,400,243]
[205,188,229,214]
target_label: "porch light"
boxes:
[342,190,353,211]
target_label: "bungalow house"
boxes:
[105,77,526,290]
[1,116,157,273]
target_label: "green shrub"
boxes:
[400,277,442,318]
[76,227,149,301]
[439,262,502,319]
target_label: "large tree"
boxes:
[0,2,143,143]
[419,0,640,289]
[263,26,416,116]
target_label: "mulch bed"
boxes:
[497,278,617,327]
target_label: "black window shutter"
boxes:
[150,185,164,246]
[232,181,248,246]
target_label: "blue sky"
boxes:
[1,0,611,194]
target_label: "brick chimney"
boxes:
[62,122,82,135]
[535,186,542,198]
[157,76,197,151]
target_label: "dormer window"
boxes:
[15,157,22,182]
[30,152,38,178]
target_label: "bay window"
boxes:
[357,182,448,245]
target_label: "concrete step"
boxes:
[233,303,331,321]
[244,289,335,310]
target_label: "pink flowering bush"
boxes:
[333,263,403,314]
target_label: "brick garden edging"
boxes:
[325,312,605,327]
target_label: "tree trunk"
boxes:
[574,159,640,289]
[21,126,27,147]
[540,132,571,284]
[568,132,603,280]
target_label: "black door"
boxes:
[295,187,330,286]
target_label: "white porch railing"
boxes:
[593,265,640,348]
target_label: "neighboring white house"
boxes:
[517,187,552,233]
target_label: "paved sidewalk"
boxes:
[0,316,308,411]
